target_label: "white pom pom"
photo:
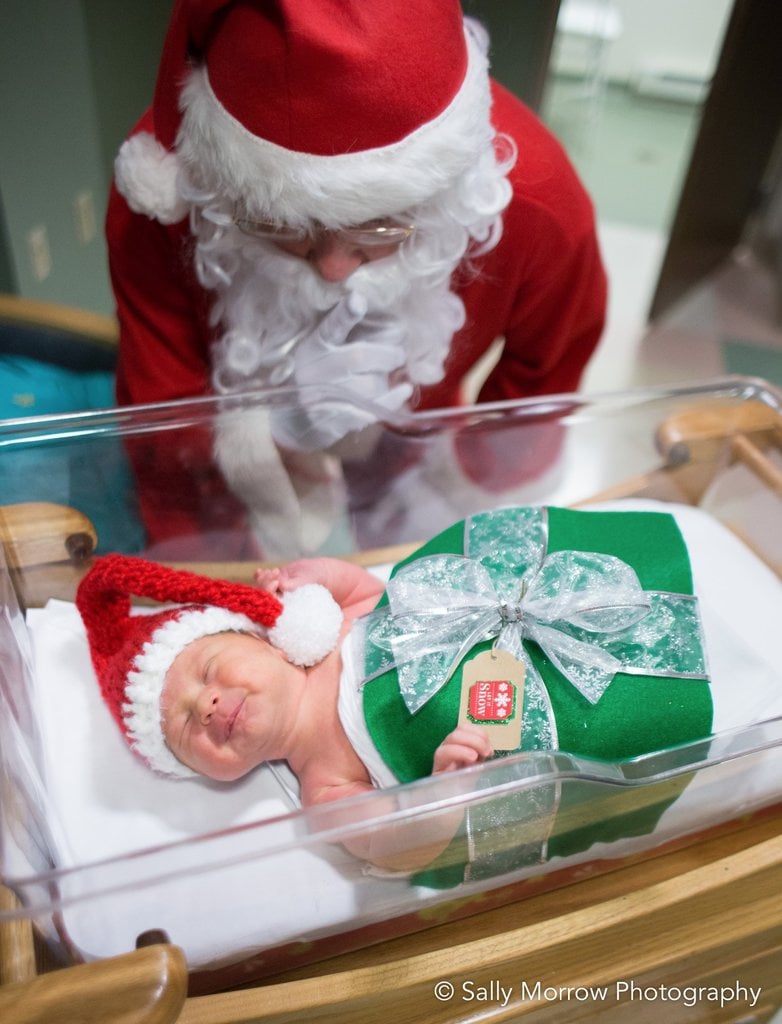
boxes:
[268,584,343,666]
[114,132,189,225]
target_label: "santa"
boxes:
[107,0,606,558]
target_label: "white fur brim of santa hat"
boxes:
[114,2,496,228]
[175,23,493,228]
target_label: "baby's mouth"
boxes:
[225,697,246,741]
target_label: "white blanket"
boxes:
[22,501,782,969]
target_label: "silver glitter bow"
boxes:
[359,508,707,724]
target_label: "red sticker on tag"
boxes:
[468,679,516,724]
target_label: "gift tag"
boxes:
[458,648,525,751]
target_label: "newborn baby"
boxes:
[161,557,492,793]
[76,553,492,870]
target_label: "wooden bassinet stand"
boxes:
[2,399,782,1023]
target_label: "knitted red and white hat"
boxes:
[76,554,343,777]
[114,0,495,227]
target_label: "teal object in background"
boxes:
[0,354,145,554]
[2,353,115,417]
[721,337,782,390]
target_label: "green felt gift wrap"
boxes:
[359,506,713,884]
[362,507,713,780]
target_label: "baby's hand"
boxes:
[254,559,331,594]
[254,567,283,593]
[432,723,493,775]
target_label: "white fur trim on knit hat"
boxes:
[124,585,342,777]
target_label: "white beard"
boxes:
[194,214,465,555]
[181,152,511,553]
[191,211,466,400]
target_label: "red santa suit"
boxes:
[106,0,606,558]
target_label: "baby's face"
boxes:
[161,632,301,781]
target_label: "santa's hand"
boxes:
[271,381,411,451]
[309,292,368,347]
[271,294,412,450]
[291,294,407,393]
[432,723,493,775]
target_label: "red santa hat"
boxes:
[114,0,495,227]
[76,554,343,777]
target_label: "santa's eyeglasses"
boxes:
[233,216,415,249]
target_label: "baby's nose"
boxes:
[196,687,222,726]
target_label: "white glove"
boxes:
[271,293,413,451]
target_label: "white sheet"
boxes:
[23,501,782,969]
